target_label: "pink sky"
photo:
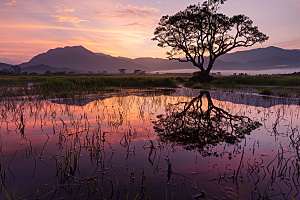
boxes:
[0,0,299,64]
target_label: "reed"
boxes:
[0,77,177,97]
[212,76,300,86]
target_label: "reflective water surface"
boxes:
[0,88,300,200]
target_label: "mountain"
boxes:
[15,46,300,73]
[219,46,300,64]
[22,64,74,73]
[132,58,171,71]
[20,46,149,73]
[130,46,300,71]
[0,62,11,70]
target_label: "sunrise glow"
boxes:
[0,0,300,64]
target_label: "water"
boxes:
[0,88,300,199]
[151,68,300,76]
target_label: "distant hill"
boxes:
[219,46,300,64]
[20,46,149,73]
[22,64,74,73]
[132,57,171,71]
[11,46,300,73]
[130,46,300,71]
[0,62,11,70]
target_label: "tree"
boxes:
[134,69,142,74]
[152,0,268,81]
[118,68,127,74]
[44,70,52,75]
[10,65,22,73]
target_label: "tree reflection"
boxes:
[154,91,261,154]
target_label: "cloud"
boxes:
[51,14,89,24]
[289,0,300,6]
[280,0,300,7]
[93,4,159,18]
[122,19,157,26]
[55,6,75,13]
[51,6,88,24]
[4,0,16,6]
[0,56,27,65]
[284,0,300,12]
[122,23,144,26]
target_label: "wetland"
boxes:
[0,78,300,200]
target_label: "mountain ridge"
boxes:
[20,46,149,73]
[0,46,299,73]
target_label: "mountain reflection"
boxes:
[154,91,261,154]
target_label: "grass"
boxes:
[212,76,300,87]
[279,90,289,97]
[1,183,31,200]
[192,83,211,90]
[259,87,273,95]
[0,77,177,98]
[175,77,185,82]
[183,81,194,87]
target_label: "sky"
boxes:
[0,0,300,64]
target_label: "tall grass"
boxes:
[212,76,300,86]
[0,77,177,97]
[0,77,46,86]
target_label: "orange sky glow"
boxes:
[0,0,300,64]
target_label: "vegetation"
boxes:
[152,0,268,80]
[0,77,177,98]
[259,87,272,95]
[212,76,300,87]
[192,83,211,90]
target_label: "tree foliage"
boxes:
[10,65,22,73]
[152,0,269,76]
[118,68,127,74]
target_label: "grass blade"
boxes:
[133,194,139,200]
[197,178,208,200]
[166,185,167,200]
[236,181,247,200]
[1,183,12,200]
[36,174,46,199]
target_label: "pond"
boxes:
[0,87,300,200]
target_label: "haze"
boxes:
[1,0,299,65]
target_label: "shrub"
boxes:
[175,77,185,82]
[192,83,211,90]
[259,87,272,95]
[183,82,195,87]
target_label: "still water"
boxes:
[0,88,300,200]
[152,68,300,76]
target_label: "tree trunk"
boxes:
[189,70,214,83]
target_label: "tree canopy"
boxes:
[10,65,22,73]
[152,0,269,78]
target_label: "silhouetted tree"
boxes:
[118,68,127,74]
[152,0,268,82]
[10,65,22,73]
[134,69,142,74]
[29,72,38,76]
[153,91,261,156]
[44,70,52,75]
